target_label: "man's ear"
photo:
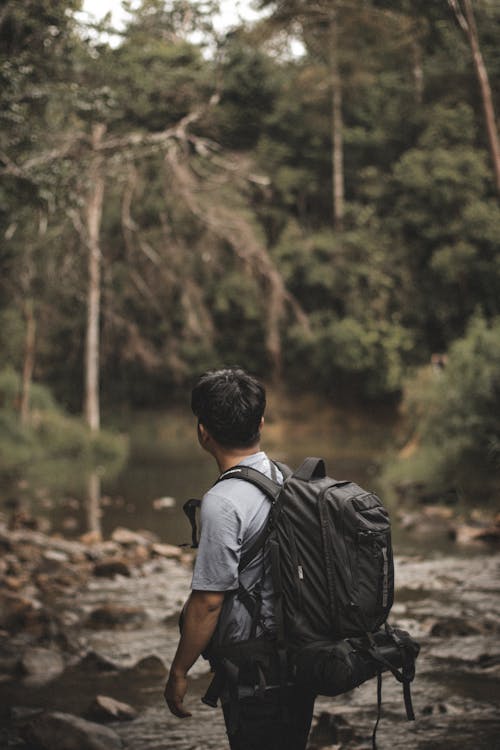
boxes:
[197,422,211,448]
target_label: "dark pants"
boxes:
[222,685,315,750]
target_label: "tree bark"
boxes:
[84,123,106,432]
[329,7,344,230]
[449,0,500,198]
[85,470,102,539]
[20,297,36,426]
[462,0,500,199]
[412,38,424,104]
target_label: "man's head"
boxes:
[191,367,266,451]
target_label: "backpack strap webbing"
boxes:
[181,498,201,548]
[293,457,326,481]
[216,464,282,502]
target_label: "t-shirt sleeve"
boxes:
[191,490,243,591]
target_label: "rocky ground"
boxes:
[0,513,499,750]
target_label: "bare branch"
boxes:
[448,0,470,33]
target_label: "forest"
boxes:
[1,0,500,498]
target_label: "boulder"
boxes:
[87,695,138,722]
[75,650,122,673]
[309,712,355,746]
[23,711,123,750]
[93,559,131,578]
[0,591,35,632]
[428,617,488,637]
[129,654,167,677]
[151,543,182,560]
[21,647,65,684]
[111,527,152,546]
[152,496,176,510]
[80,531,103,546]
[451,523,500,545]
[87,605,148,629]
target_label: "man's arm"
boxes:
[164,589,224,718]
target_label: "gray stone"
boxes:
[76,651,122,673]
[129,654,167,677]
[87,604,148,629]
[93,559,132,578]
[21,647,65,684]
[110,527,151,546]
[23,711,123,750]
[87,695,138,722]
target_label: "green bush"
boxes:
[285,312,413,398]
[384,314,500,498]
[0,369,128,487]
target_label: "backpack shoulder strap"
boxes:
[293,457,326,481]
[182,498,201,548]
[215,464,282,573]
[215,465,282,502]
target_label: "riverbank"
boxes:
[1,519,499,749]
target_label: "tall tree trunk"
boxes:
[412,39,424,104]
[329,7,344,231]
[449,0,500,198]
[84,123,106,432]
[20,297,36,426]
[462,0,500,198]
[85,470,102,540]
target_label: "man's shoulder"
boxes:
[202,476,263,508]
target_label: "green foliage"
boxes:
[213,36,280,149]
[2,0,500,424]
[387,314,500,497]
[0,369,128,484]
[285,312,413,398]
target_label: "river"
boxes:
[2,401,499,749]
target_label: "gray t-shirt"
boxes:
[191,451,281,646]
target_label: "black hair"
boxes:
[191,367,266,449]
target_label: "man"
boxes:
[164,367,315,750]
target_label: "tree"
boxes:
[448,0,500,198]
[258,0,346,229]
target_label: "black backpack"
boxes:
[183,457,419,749]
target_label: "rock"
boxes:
[3,575,28,591]
[128,655,167,677]
[151,543,182,560]
[421,702,462,716]
[23,711,123,750]
[309,712,355,746]
[111,527,152,546]
[43,549,70,564]
[62,517,79,531]
[80,531,103,545]
[87,605,148,629]
[451,523,500,545]
[0,591,35,632]
[0,640,21,675]
[93,559,132,578]
[421,505,454,520]
[397,508,453,536]
[13,543,42,565]
[428,617,488,637]
[75,651,122,673]
[20,647,65,685]
[87,695,138,722]
[152,496,176,510]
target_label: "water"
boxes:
[4,402,498,748]
[46,400,398,548]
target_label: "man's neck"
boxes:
[214,444,261,474]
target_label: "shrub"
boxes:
[384,314,500,499]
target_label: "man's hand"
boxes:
[164,671,192,718]
[165,590,223,719]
